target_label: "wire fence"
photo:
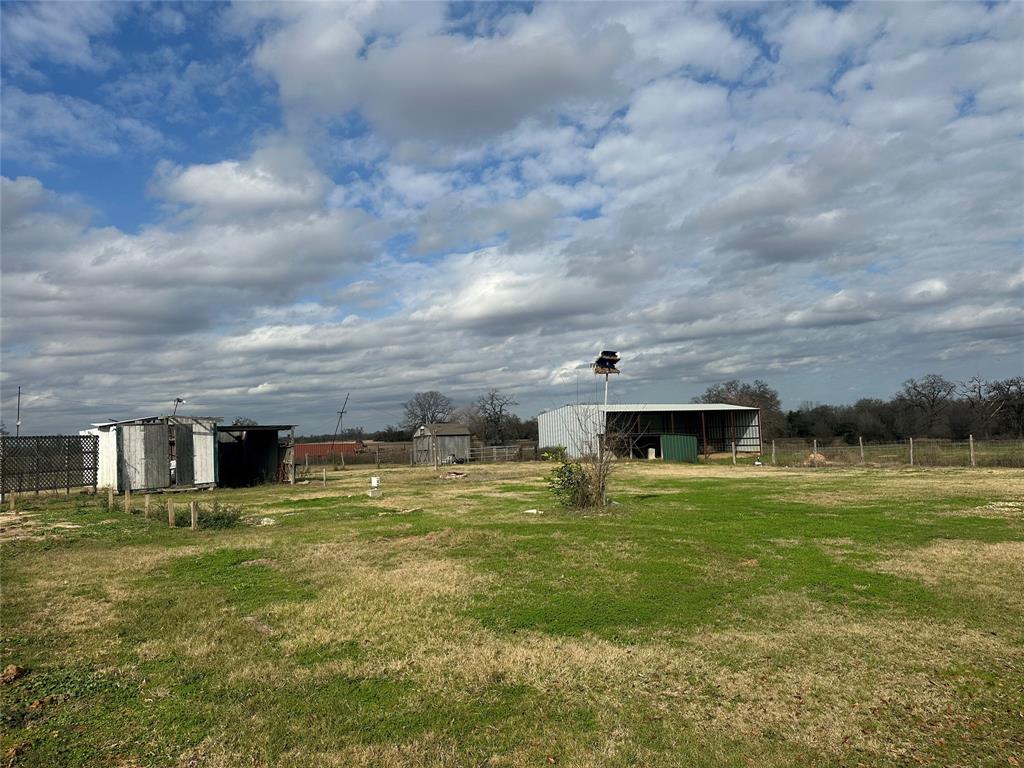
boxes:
[764,437,1024,468]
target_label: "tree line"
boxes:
[294,389,539,445]
[695,375,1024,442]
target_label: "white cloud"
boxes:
[153,144,331,216]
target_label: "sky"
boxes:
[1,1,1021,436]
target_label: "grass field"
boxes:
[2,463,1022,767]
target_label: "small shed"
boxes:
[218,424,297,486]
[413,423,471,465]
[81,415,219,492]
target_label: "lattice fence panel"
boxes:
[0,435,98,493]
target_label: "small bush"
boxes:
[547,459,600,509]
[539,445,567,462]
[172,501,242,529]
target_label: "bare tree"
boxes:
[989,377,1024,437]
[959,377,1001,437]
[450,404,485,437]
[475,389,518,444]
[899,374,958,433]
[401,391,453,432]
[694,379,784,438]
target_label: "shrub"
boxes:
[539,445,567,462]
[172,501,242,529]
[547,459,600,509]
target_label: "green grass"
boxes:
[2,463,1022,767]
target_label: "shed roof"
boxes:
[541,403,758,415]
[602,403,758,412]
[419,423,471,436]
[89,415,223,428]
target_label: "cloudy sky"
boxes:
[1,1,1021,435]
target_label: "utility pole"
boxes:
[16,386,22,437]
[328,393,350,469]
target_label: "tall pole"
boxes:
[328,393,349,468]
[16,386,21,437]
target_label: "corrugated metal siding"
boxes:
[538,405,602,459]
[82,428,118,489]
[661,434,699,462]
[192,421,216,484]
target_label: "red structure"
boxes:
[293,441,364,462]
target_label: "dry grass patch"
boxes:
[874,539,1024,611]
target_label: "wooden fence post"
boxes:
[859,436,865,463]
[322,468,326,487]
[167,500,175,528]
[190,501,198,531]
[909,437,914,467]
[107,487,114,510]
[9,493,14,513]
[124,487,131,514]
[771,439,776,465]
[812,439,817,468]
[969,434,976,467]
[731,442,736,465]
[144,494,151,519]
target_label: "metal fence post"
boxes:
[969,434,975,467]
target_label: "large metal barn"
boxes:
[537,403,761,459]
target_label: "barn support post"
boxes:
[969,435,976,467]
[701,412,708,459]
[730,412,736,460]
[290,427,296,484]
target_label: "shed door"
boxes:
[175,425,194,486]
[121,424,170,490]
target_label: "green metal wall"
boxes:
[661,434,699,463]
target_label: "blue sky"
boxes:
[1,1,1022,434]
